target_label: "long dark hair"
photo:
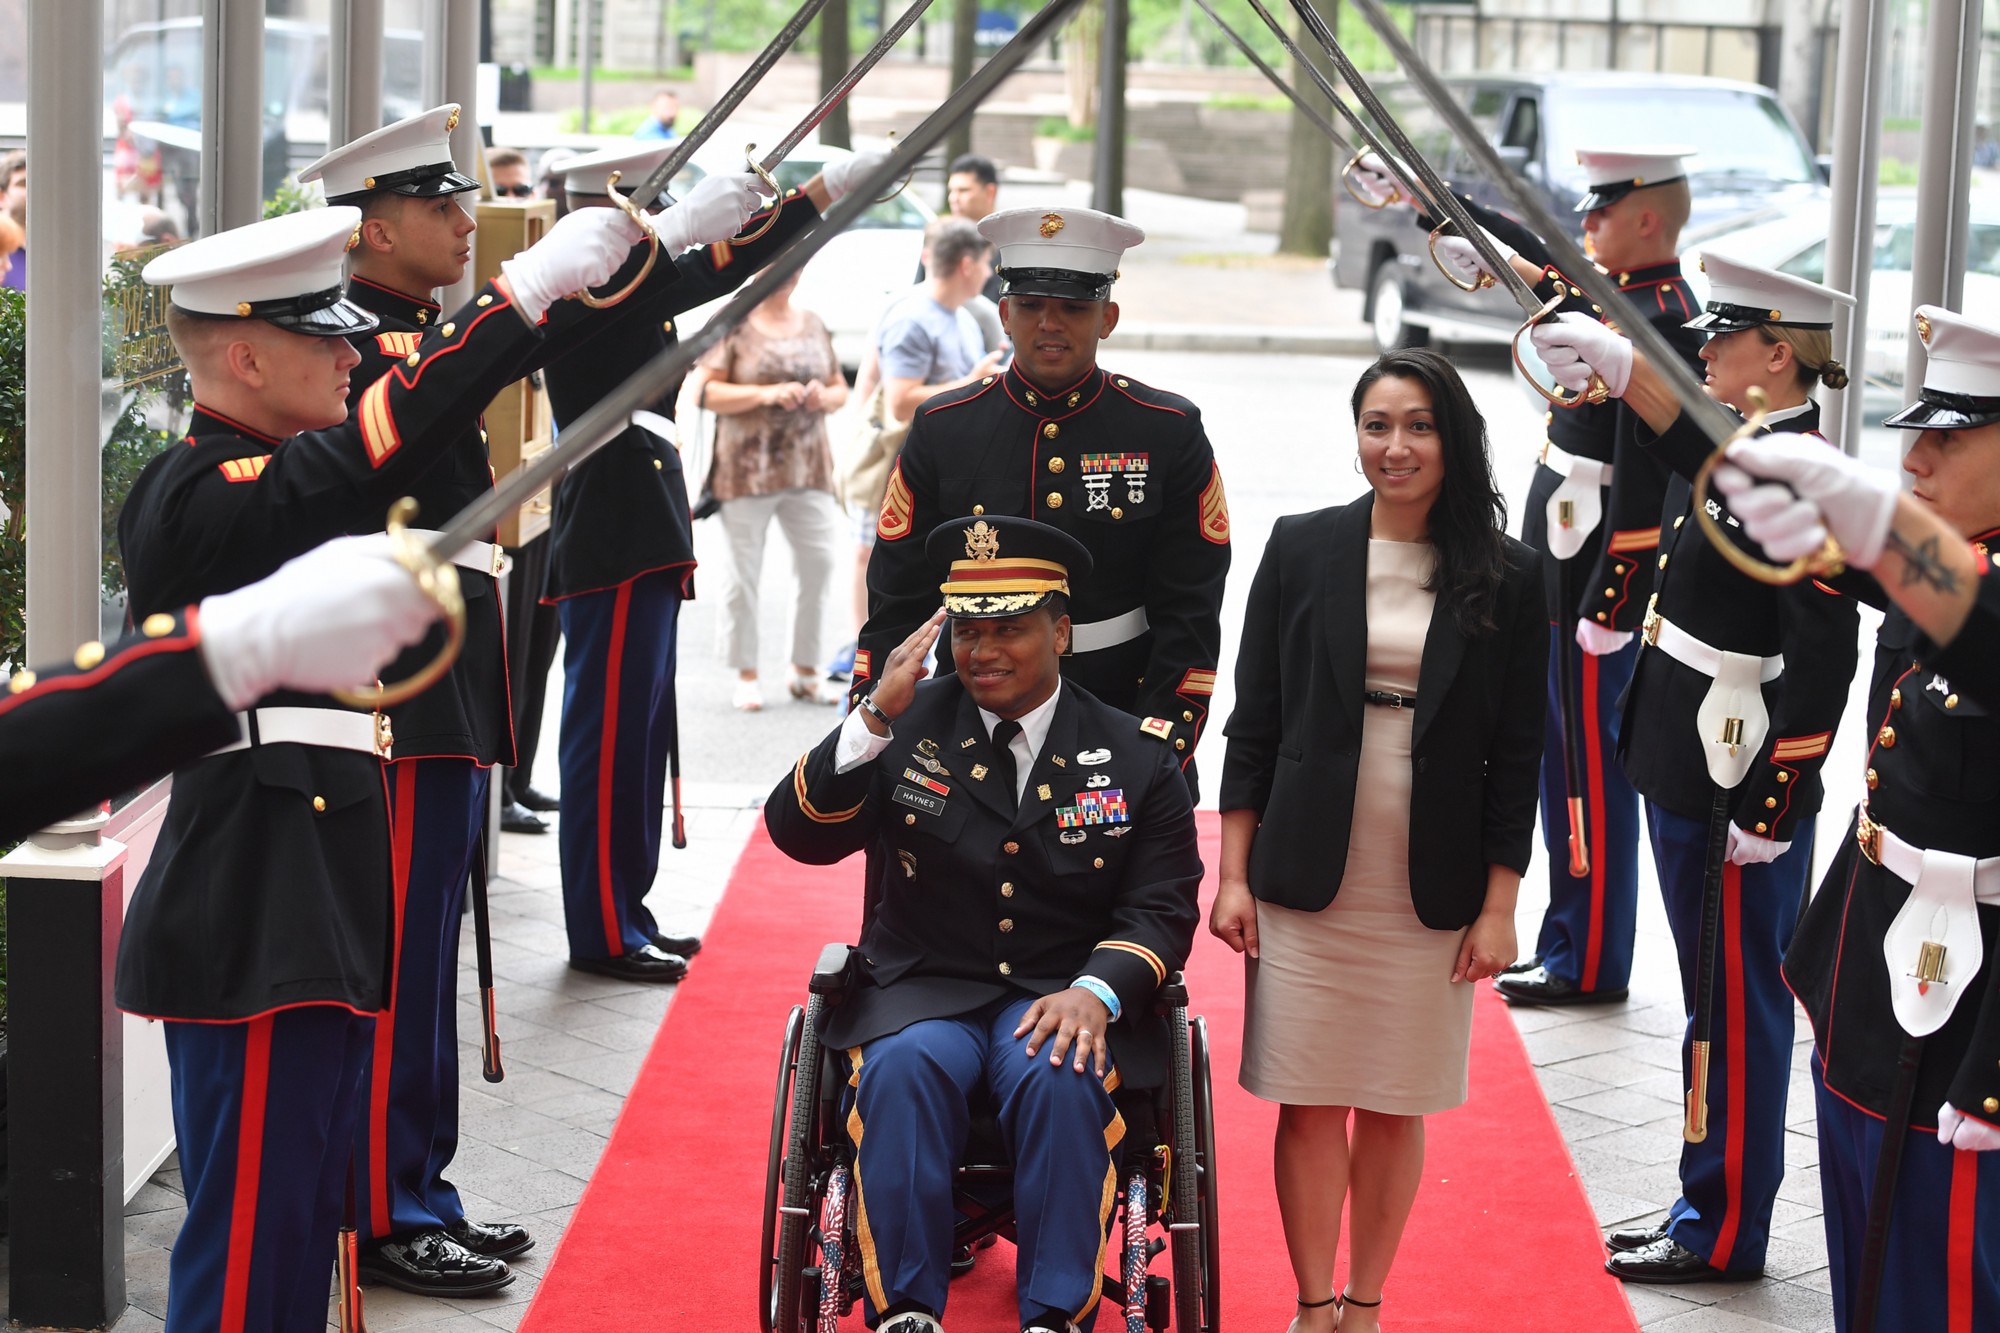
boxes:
[1350,348,1512,636]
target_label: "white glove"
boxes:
[1575,619,1633,656]
[1349,152,1400,206]
[198,535,442,711]
[500,205,648,324]
[1529,312,1633,397]
[1712,434,1901,568]
[1725,823,1790,866]
[1434,231,1514,289]
[1939,1102,2000,1151]
[650,172,767,252]
[821,150,894,202]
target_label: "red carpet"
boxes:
[520,814,1639,1331]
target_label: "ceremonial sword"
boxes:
[349,0,1090,709]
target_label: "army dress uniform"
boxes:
[113,209,556,1332]
[1784,307,2000,1329]
[544,144,826,972]
[1611,271,1858,1277]
[1475,151,1702,1007]
[765,517,1202,1329]
[859,208,1230,798]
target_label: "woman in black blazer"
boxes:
[1211,349,1547,1332]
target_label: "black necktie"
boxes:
[991,719,1023,808]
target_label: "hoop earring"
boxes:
[1354,455,1365,475]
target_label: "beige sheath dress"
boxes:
[1238,539,1475,1115]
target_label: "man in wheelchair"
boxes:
[766,516,1203,1333]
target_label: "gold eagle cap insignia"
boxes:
[446,106,461,132]
[1039,213,1065,238]
[964,520,1001,561]
[1917,311,1933,344]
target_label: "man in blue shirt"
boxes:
[633,88,680,141]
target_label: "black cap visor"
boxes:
[175,285,379,338]
[327,162,480,206]
[1684,300,1834,335]
[1575,174,1686,213]
[1883,388,2000,431]
[998,266,1115,302]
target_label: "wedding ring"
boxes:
[1078,1029,1092,1039]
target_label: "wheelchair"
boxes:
[759,943,1222,1333]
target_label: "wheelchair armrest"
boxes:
[810,943,858,997]
[1154,971,1188,1010]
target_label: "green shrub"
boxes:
[1035,116,1097,142]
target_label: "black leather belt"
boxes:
[1363,690,1415,709]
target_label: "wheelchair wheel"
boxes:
[773,995,827,1333]
[1169,1009,1220,1332]
[759,1004,806,1333]
[1192,1016,1221,1333]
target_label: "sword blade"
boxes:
[426,0,1087,561]
[1282,0,1541,314]
[1191,0,1353,156]
[1345,0,1743,444]
[633,0,836,203]
[762,0,941,171]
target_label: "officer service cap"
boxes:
[554,142,674,203]
[143,207,378,337]
[297,105,478,206]
[1884,305,2000,430]
[1686,250,1854,334]
[927,515,1093,619]
[980,206,1144,302]
[1573,146,1695,212]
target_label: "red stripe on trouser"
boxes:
[1950,1148,1979,1333]
[219,1015,275,1333]
[1581,651,1607,991]
[596,583,634,954]
[1710,861,1748,1269]
[368,761,420,1238]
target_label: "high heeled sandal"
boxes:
[1338,1290,1383,1324]
[1285,1293,1340,1333]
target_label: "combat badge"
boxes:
[1078,747,1111,764]
[1086,773,1111,789]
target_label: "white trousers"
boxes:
[717,487,844,673]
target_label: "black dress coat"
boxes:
[1218,494,1548,929]
[763,676,1203,1088]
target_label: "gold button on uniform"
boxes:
[73,641,104,670]
[440,322,455,337]
[1045,492,1063,510]
[1776,771,1791,783]
[1001,883,1015,897]
[142,613,176,638]
[654,459,663,469]
[313,796,327,813]
[1987,1096,1999,1114]
[999,919,1014,932]
[1658,554,1668,570]
[1043,422,1059,439]
[1755,822,1769,833]
[1948,694,1960,709]
[1003,841,1020,855]
[1614,563,1627,575]
[972,504,985,516]
[1764,797,1777,808]
[1866,768,1879,790]
[1878,726,1897,748]
[999,962,1013,976]
[477,293,493,307]
[1111,507,1123,520]
[406,352,421,366]
[1183,711,1194,722]
[1891,688,1902,709]
[1048,456,1065,473]
[1595,612,1608,622]
[662,320,674,334]
[1116,378,1129,388]
[906,813,917,825]
[1093,857,1104,869]
[8,670,35,693]
[1674,515,1685,529]
[1175,738,1187,750]
[981,375,994,385]
[1604,587,1616,598]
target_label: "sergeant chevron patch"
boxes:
[1199,465,1230,544]
[878,464,914,541]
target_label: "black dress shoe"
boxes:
[1605,1221,1670,1253]
[359,1230,513,1296]
[568,943,689,982]
[1493,965,1628,1007]
[1499,954,1542,977]
[950,1243,976,1276]
[517,785,561,813]
[651,931,703,958]
[444,1215,534,1260]
[499,800,548,834]
[1605,1235,1762,1284]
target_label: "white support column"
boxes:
[199,0,266,235]
[331,0,388,148]
[443,0,483,314]
[1902,0,1982,393]
[1820,0,1890,456]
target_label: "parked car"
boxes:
[668,144,937,371]
[1329,71,1826,355]
[1682,191,2000,411]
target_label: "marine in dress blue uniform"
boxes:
[542,143,833,980]
[1596,259,1860,1283]
[1466,149,1702,1007]
[767,516,1201,1333]
[857,207,1230,800]
[297,106,534,1289]
[1783,307,2000,1330]
[113,207,581,1330]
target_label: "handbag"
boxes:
[835,383,910,515]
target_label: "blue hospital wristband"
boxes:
[1071,975,1122,1022]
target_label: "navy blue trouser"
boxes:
[557,571,682,959]
[355,756,487,1241]
[1649,800,1810,1273]
[1814,1056,2000,1330]
[1532,628,1642,992]
[164,1006,373,1333]
[847,994,1122,1329]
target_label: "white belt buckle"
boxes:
[1883,845,1984,1036]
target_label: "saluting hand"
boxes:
[1016,988,1114,1078]
[867,609,946,725]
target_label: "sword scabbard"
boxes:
[1684,1040,1711,1143]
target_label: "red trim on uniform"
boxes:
[368,761,420,1238]
[375,284,518,392]
[914,374,1001,417]
[219,1014,275,1333]
[0,615,204,723]
[1107,375,1186,416]
[1581,650,1608,992]
[1949,1147,1978,1332]
[349,273,443,319]
[1710,860,1749,1270]
[538,559,699,605]
[190,405,285,446]
[596,583,634,954]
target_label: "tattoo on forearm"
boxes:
[1886,528,1963,595]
